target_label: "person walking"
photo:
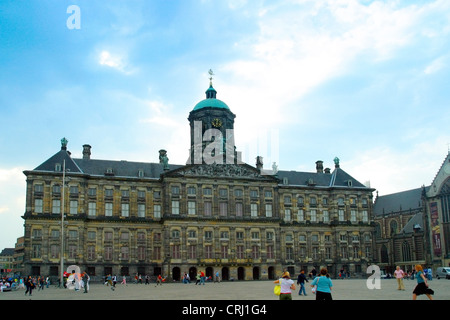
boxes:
[311,268,333,301]
[412,264,434,300]
[394,266,405,291]
[121,275,127,286]
[83,271,90,293]
[24,276,34,296]
[274,271,296,300]
[156,274,163,287]
[214,271,221,283]
[297,270,309,296]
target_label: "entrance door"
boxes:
[172,267,181,281]
[221,267,229,281]
[238,267,245,280]
[253,267,260,280]
[189,267,197,281]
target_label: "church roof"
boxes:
[373,187,428,216]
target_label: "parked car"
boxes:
[436,267,450,279]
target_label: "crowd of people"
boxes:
[273,264,436,301]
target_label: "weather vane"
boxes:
[208,69,214,85]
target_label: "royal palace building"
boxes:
[22,80,377,281]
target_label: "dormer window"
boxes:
[55,163,62,172]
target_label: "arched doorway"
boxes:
[189,266,197,281]
[238,267,245,280]
[221,267,229,281]
[268,266,275,280]
[172,267,181,281]
[206,267,213,280]
[253,267,260,280]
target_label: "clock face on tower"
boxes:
[211,118,222,128]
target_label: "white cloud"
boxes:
[424,56,447,74]
[98,50,135,74]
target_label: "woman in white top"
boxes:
[274,271,296,300]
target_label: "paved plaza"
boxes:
[1,277,449,301]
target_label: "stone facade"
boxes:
[21,82,376,281]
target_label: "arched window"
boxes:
[390,220,398,236]
[380,245,389,263]
[375,223,382,239]
[402,241,411,262]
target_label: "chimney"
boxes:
[324,168,331,174]
[315,160,323,173]
[83,144,91,160]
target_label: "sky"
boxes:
[0,0,449,249]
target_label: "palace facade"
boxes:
[22,81,376,281]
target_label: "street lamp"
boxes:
[60,159,66,287]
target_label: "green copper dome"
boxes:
[193,84,230,111]
[193,98,230,111]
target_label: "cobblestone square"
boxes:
[1,278,449,301]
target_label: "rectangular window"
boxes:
[187,187,196,195]
[236,245,244,259]
[105,189,113,197]
[265,204,272,217]
[87,245,95,260]
[138,204,145,217]
[203,188,212,196]
[70,200,78,215]
[104,246,113,260]
[188,201,196,215]
[88,188,97,197]
[188,245,197,259]
[68,245,77,259]
[137,246,145,260]
[153,247,161,260]
[350,210,357,222]
[34,199,43,213]
[50,244,59,259]
[339,209,345,221]
[221,246,228,259]
[235,203,243,217]
[88,202,96,216]
[310,209,317,222]
[172,200,179,215]
[286,247,293,260]
[219,202,227,216]
[121,246,129,260]
[297,209,304,222]
[87,231,96,240]
[267,245,274,259]
[204,201,212,216]
[234,189,243,197]
[284,209,291,222]
[251,245,260,259]
[251,203,258,217]
[171,186,180,195]
[172,245,180,259]
[105,202,113,216]
[32,245,41,258]
[154,204,161,218]
[323,210,329,222]
[362,210,368,222]
[52,199,61,214]
[219,188,228,197]
[205,246,213,259]
[121,203,129,217]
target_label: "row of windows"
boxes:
[33,184,370,207]
[31,243,372,261]
[34,198,370,223]
[31,227,371,245]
